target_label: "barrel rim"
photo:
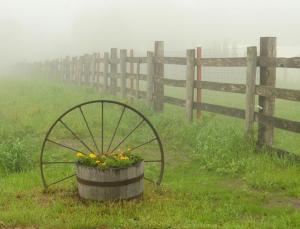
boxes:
[76,160,144,172]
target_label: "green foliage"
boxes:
[77,152,143,170]
[0,138,33,173]
[193,118,253,175]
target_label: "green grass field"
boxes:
[0,74,300,229]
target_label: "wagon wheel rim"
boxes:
[40,100,164,189]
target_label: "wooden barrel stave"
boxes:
[77,161,144,201]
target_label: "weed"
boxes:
[0,137,33,173]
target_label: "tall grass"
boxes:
[0,138,33,173]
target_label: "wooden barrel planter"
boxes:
[76,161,144,201]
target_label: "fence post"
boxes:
[73,57,76,82]
[78,56,83,85]
[69,58,73,82]
[87,54,92,86]
[110,48,118,95]
[58,58,62,80]
[147,51,154,107]
[64,57,68,81]
[67,56,71,82]
[154,41,164,112]
[72,57,76,82]
[104,52,109,91]
[196,47,202,119]
[75,57,78,84]
[136,60,140,99]
[258,37,277,147]
[90,54,95,86]
[186,49,195,121]
[120,49,127,98]
[245,46,257,137]
[129,49,134,102]
[95,53,100,90]
[83,54,88,85]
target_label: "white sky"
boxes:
[1,0,300,65]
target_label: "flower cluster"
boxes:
[75,148,142,170]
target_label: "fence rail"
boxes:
[30,37,300,158]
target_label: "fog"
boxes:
[1,0,300,69]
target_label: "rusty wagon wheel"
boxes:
[40,100,164,189]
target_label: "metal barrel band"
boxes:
[77,173,144,187]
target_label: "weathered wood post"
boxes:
[64,56,69,81]
[153,41,164,112]
[103,52,109,91]
[60,58,64,80]
[82,55,86,84]
[68,58,71,81]
[129,49,134,102]
[98,53,102,90]
[95,53,100,90]
[73,57,78,83]
[88,54,92,85]
[245,46,257,137]
[91,53,96,87]
[120,49,127,98]
[147,51,154,107]
[136,60,140,99]
[110,48,118,95]
[83,54,88,85]
[57,59,60,79]
[86,54,92,85]
[196,47,202,119]
[69,57,73,82]
[78,56,83,85]
[186,49,195,121]
[258,37,277,147]
[71,57,76,82]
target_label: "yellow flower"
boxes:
[119,156,129,160]
[127,147,132,152]
[76,152,85,158]
[89,153,97,159]
[95,160,101,164]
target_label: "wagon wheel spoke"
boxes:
[129,137,157,152]
[78,106,100,154]
[144,176,155,184]
[106,106,126,153]
[110,119,145,154]
[46,173,76,188]
[144,160,161,163]
[46,138,86,154]
[59,119,94,153]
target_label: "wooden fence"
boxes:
[33,37,300,158]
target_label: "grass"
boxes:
[0,74,300,228]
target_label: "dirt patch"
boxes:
[219,178,246,189]
[265,196,300,209]
[0,222,38,229]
